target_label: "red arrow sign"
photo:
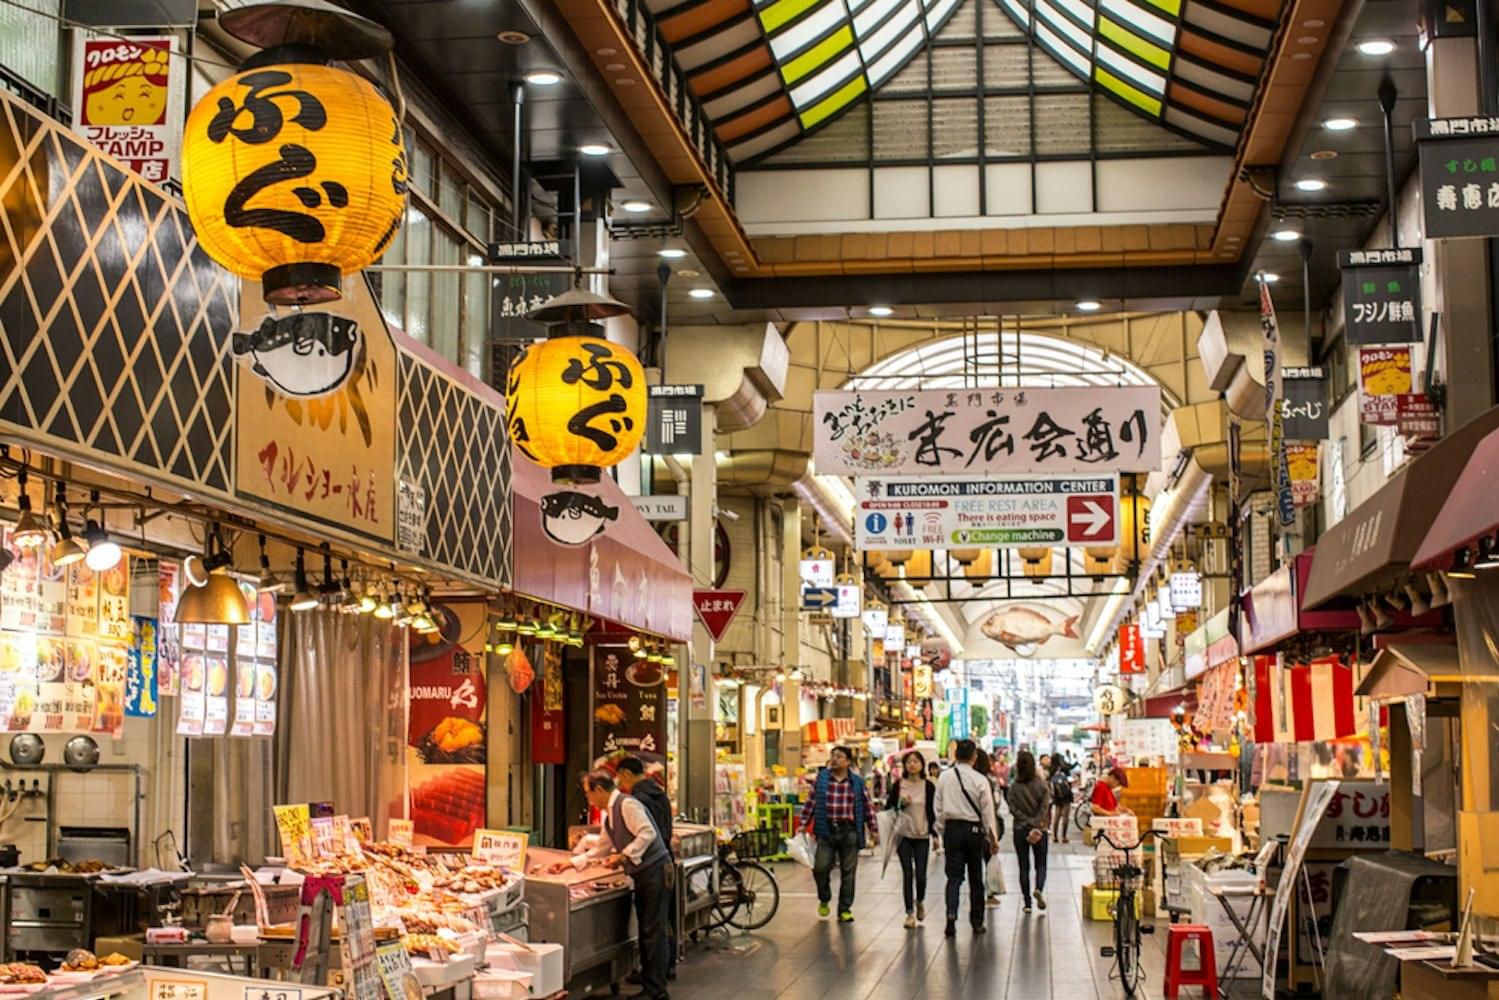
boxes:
[693,589,747,642]
[1066,494,1116,542]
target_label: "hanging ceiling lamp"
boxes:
[505,285,646,484]
[255,534,283,593]
[10,470,49,549]
[176,528,251,625]
[289,549,320,612]
[81,491,121,572]
[182,0,406,306]
[357,580,379,614]
[48,485,84,568]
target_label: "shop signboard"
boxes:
[814,386,1160,477]
[799,556,834,586]
[406,603,488,848]
[70,34,185,184]
[1336,249,1422,345]
[472,828,528,869]
[1168,571,1202,611]
[1281,368,1330,440]
[126,616,158,718]
[1415,117,1499,238]
[692,589,746,642]
[591,643,666,769]
[1093,684,1127,716]
[861,605,888,633]
[1396,393,1440,443]
[1143,600,1165,638]
[1118,624,1146,674]
[1259,278,1294,527]
[949,686,969,739]
[629,495,689,522]
[645,385,704,455]
[1304,781,1391,849]
[1286,443,1321,508]
[1358,346,1412,425]
[853,474,1118,550]
[832,583,861,619]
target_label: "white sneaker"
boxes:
[1034,890,1047,912]
[903,914,917,929]
[916,902,926,921]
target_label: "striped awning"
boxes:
[1252,654,1365,745]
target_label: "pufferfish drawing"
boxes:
[232,312,361,397]
[978,604,1080,657]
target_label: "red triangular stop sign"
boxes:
[693,589,747,642]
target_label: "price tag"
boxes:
[151,979,207,1000]
[471,828,527,870]
[388,818,413,849]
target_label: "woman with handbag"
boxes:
[1006,750,1054,914]
[886,750,936,929]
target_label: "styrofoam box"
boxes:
[486,942,563,998]
[473,970,533,1000]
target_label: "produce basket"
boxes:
[730,827,782,861]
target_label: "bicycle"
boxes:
[708,828,782,931]
[1096,829,1156,998]
[1072,777,1098,833]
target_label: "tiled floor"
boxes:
[644,838,1254,999]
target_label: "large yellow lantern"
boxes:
[507,336,647,484]
[183,62,407,305]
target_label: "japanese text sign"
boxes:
[472,828,528,869]
[1118,624,1146,674]
[1358,347,1412,426]
[1416,118,1499,238]
[692,589,746,642]
[814,387,1160,477]
[645,384,704,455]
[71,35,185,185]
[1282,368,1330,440]
[854,474,1118,550]
[1337,249,1422,345]
[592,645,665,765]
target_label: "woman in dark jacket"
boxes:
[1006,750,1054,914]
[886,750,937,928]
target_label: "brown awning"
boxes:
[1355,643,1461,701]
[1413,412,1499,571]
[1302,405,1499,609]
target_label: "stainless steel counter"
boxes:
[523,848,637,996]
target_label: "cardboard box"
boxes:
[487,942,563,998]
[1087,886,1142,922]
[1161,835,1234,859]
[473,970,533,1000]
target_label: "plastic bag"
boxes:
[985,851,1006,895]
[876,809,899,875]
[786,832,816,868]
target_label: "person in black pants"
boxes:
[886,750,936,928]
[618,757,677,982]
[1005,750,1053,914]
[933,739,999,936]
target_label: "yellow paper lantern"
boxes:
[183,62,407,306]
[507,336,647,483]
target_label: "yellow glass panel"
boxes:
[1094,66,1163,116]
[799,73,866,128]
[1141,0,1181,16]
[761,0,823,34]
[1097,15,1171,69]
[782,24,853,84]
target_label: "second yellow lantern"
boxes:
[507,336,647,483]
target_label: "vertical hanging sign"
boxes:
[1259,277,1294,527]
[70,34,185,185]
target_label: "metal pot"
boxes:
[204,914,234,943]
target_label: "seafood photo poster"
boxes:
[591,643,666,773]
[403,601,487,848]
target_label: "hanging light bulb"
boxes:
[496,638,515,655]
[9,469,50,549]
[289,550,320,612]
[255,534,283,593]
[632,636,648,659]
[357,580,379,614]
[48,485,83,568]
[82,491,121,572]
[373,580,396,620]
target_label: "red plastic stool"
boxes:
[1164,924,1218,999]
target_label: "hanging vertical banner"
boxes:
[1118,624,1146,674]
[1358,346,1413,425]
[1286,443,1321,508]
[591,644,665,768]
[125,616,158,718]
[1259,278,1294,527]
[69,34,185,185]
[1281,368,1330,440]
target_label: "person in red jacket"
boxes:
[1090,767,1133,817]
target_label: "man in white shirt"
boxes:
[933,739,999,937]
[575,770,672,999]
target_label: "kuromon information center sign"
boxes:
[854,474,1119,551]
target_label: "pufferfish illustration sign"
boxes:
[70,35,186,184]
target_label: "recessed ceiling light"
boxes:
[1076,300,1102,312]
[1311,149,1339,160]
[1297,34,1319,44]
[620,199,652,213]
[497,30,530,44]
[1303,18,1325,27]
[1291,51,1312,60]
[688,288,714,300]
[1272,228,1301,242]
[868,305,893,317]
[616,78,636,86]
[1259,272,1281,283]
[1358,39,1395,56]
[1295,178,1327,192]
[605,62,626,71]
[524,70,562,86]
[658,248,687,259]
[578,143,611,156]
[677,268,700,278]
[596,46,618,56]
[1323,116,1359,131]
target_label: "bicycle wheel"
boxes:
[1073,800,1092,833]
[710,864,743,929]
[726,861,780,930]
[1115,895,1141,997]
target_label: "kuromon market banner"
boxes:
[813,386,1161,477]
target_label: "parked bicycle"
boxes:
[1071,776,1098,833]
[708,827,782,931]
[1096,829,1156,997]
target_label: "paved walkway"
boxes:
[650,837,1251,999]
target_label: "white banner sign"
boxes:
[1169,571,1203,610]
[815,386,1161,477]
[832,584,860,619]
[799,558,834,587]
[853,474,1119,550]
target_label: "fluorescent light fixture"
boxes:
[1323,116,1358,131]
[578,143,611,156]
[1295,178,1328,192]
[868,306,893,317]
[523,70,562,86]
[658,248,687,259]
[1259,272,1281,283]
[688,288,714,299]
[1076,300,1102,312]
[1271,229,1301,242]
[620,199,652,213]
[1357,39,1395,56]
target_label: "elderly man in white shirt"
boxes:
[933,738,1000,937]
[575,770,672,999]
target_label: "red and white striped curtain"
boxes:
[1252,653,1364,743]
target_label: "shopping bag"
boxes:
[786,832,816,868]
[985,851,1006,895]
[876,809,900,876]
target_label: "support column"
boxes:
[681,404,718,821]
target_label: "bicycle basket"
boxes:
[1094,852,1145,892]
[731,827,782,860]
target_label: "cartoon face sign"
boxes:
[231,312,361,397]
[82,44,170,126]
[540,490,619,547]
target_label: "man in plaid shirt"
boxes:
[799,746,879,921]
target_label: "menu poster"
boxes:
[205,624,229,655]
[339,876,381,1000]
[254,660,277,736]
[230,657,256,737]
[256,592,278,660]
[0,630,37,730]
[405,602,487,849]
[65,562,97,638]
[374,938,420,1000]
[387,818,413,848]
[93,642,126,736]
[235,580,257,653]
[273,802,313,865]
[591,643,666,769]
[62,639,95,732]
[96,561,130,641]
[202,656,228,735]
[180,622,206,652]
[176,652,206,736]
[310,815,337,857]
[0,529,39,631]
[126,618,158,719]
[33,636,67,731]
[35,554,66,636]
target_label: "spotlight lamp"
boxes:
[9,469,49,549]
[1475,535,1499,570]
[289,549,320,612]
[82,493,121,573]
[496,638,515,656]
[48,485,83,568]
[1448,547,1478,580]
[373,580,396,620]
[255,534,283,594]
[358,580,379,614]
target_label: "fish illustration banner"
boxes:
[815,387,1161,477]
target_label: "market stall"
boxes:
[522,847,635,996]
